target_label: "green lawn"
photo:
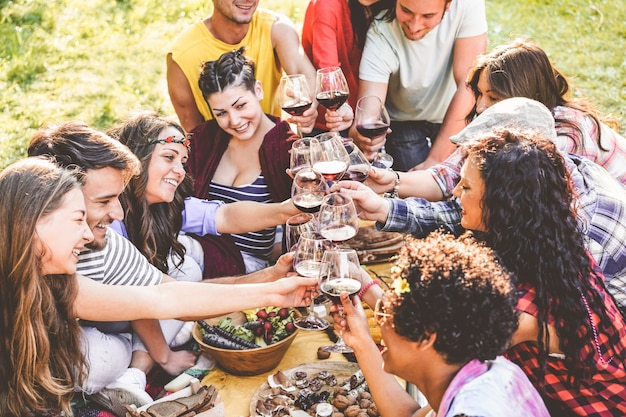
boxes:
[1,0,624,167]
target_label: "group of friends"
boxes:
[2,0,626,416]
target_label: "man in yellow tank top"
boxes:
[168,0,317,133]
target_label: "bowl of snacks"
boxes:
[192,307,299,376]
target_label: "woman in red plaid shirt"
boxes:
[453,129,626,416]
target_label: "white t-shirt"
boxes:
[359,0,487,122]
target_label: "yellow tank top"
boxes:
[169,9,281,120]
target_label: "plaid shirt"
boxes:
[413,152,626,310]
[504,263,626,417]
[553,106,626,185]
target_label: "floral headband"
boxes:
[148,135,190,150]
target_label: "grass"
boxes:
[1,0,624,168]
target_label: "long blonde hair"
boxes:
[0,158,85,417]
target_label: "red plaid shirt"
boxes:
[505,263,626,416]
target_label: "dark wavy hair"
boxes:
[198,47,256,101]
[348,0,394,49]
[466,39,617,151]
[381,0,451,22]
[0,158,85,417]
[386,231,518,364]
[107,111,191,273]
[463,129,620,383]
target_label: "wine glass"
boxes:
[291,167,328,214]
[315,67,350,111]
[318,192,359,245]
[319,248,362,353]
[310,132,350,183]
[342,140,371,182]
[285,212,317,252]
[289,137,312,177]
[371,151,394,170]
[355,95,390,139]
[293,232,332,330]
[278,74,313,137]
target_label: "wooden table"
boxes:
[201,330,349,417]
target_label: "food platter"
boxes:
[250,361,373,416]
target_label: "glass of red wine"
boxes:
[310,132,350,183]
[291,167,328,214]
[342,140,371,182]
[289,137,312,178]
[293,232,333,330]
[318,192,359,245]
[319,248,362,353]
[315,67,350,112]
[355,95,390,139]
[278,74,313,137]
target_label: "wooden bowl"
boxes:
[192,313,299,376]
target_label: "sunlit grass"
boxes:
[1,0,624,167]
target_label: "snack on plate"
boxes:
[125,385,218,417]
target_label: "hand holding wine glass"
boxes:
[278,74,313,137]
[319,248,362,353]
[292,232,332,330]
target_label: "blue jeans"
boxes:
[386,120,441,171]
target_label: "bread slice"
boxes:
[146,400,188,417]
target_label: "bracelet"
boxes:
[383,171,400,199]
[358,280,380,298]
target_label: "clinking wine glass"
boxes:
[355,95,390,139]
[285,212,317,252]
[291,167,328,214]
[319,248,362,353]
[289,137,312,178]
[342,140,372,182]
[315,67,350,111]
[310,132,350,183]
[278,74,313,138]
[293,232,332,330]
[318,192,359,245]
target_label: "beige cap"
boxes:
[450,97,557,145]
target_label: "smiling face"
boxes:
[81,166,126,250]
[452,157,487,232]
[212,0,258,24]
[36,187,94,275]
[395,0,450,41]
[145,127,189,205]
[207,82,265,140]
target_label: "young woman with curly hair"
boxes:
[466,38,626,184]
[338,231,549,417]
[0,157,316,417]
[453,129,626,416]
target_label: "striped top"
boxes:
[208,174,275,260]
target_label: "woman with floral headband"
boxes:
[339,231,549,417]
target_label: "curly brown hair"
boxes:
[463,128,621,383]
[386,231,518,364]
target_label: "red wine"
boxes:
[313,161,348,182]
[342,164,370,182]
[321,278,362,301]
[320,224,357,242]
[316,91,349,110]
[356,122,389,138]
[282,101,312,116]
[295,260,323,277]
[293,193,325,213]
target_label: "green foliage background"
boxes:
[1,0,625,167]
